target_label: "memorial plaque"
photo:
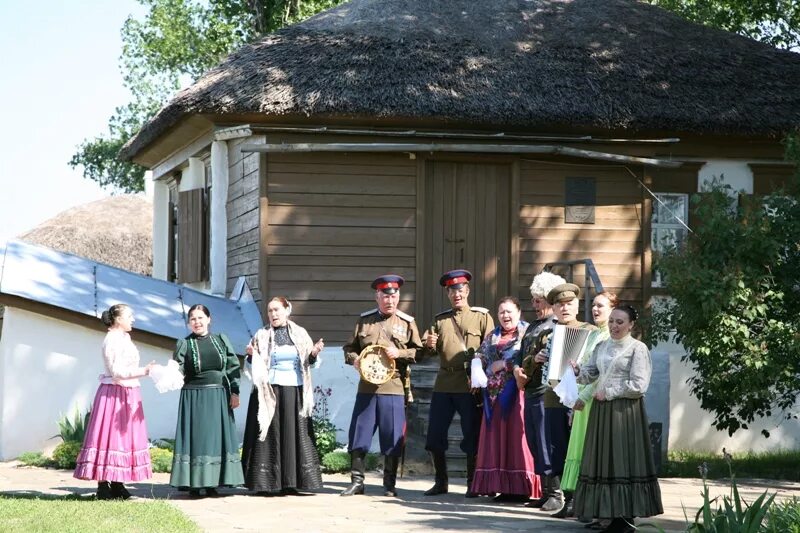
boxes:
[565,177,596,224]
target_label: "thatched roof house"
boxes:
[117,0,800,458]
[20,195,153,276]
[121,0,800,159]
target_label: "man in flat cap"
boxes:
[516,281,596,513]
[341,275,422,497]
[420,269,494,497]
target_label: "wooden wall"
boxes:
[518,161,645,309]
[263,151,417,343]
[226,136,262,301]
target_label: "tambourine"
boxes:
[357,345,396,385]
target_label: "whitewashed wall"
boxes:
[0,306,256,460]
[656,337,800,452]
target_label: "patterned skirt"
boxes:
[241,385,323,492]
[169,385,244,489]
[574,397,663,520]
[74,384,152,482]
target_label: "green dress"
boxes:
[561,324,608,492]
[170,333,245,489]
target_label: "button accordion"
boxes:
[541,325,599,387]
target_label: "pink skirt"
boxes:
[471,390,541,497]
[74,384,152,482]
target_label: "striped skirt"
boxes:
[574,397,663,520]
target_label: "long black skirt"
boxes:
[574,397,663,520]
[241,384,323,492]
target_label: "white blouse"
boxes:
[100,329,147,387]
[577,335,652,400]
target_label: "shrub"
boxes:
[149,448,173,473]
[51,441,82,470]
[321,451,380,473]
[150,438,175,452]
[17,451,52,468]
[313,418,339,458]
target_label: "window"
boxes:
[170,158,212,284]
[651,193,689,287]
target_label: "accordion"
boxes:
[541,325,599,387]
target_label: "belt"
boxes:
[439,366,467,373]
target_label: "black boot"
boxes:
[552,491,573,518]
[383,455,400,497]
[340,451,366,496]
[96,481,112,500]
[109,482,131,500]
[465,454,478,498]
[525,475,550,508]
[541,475,564,511]
[423,452,448,496]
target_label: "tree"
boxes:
[647,139,800,437]
[69,0,343,193]
[646,0,800,51]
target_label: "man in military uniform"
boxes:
[515,282,596,512]
[341,275,422,497]
[420,269,494,497]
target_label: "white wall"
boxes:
[698,160,754,194]
[0,306,254,460]
[656,337,800,452]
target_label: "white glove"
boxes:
[470,357,488,388]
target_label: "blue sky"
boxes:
[0,1,146,242]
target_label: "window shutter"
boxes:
[167,200,177,281]
[177,188,206,283]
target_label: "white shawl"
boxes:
[248,320,316,441]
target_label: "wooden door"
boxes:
[420,161,512,328]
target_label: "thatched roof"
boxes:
[19,195,153,276]
[121,0,800,160]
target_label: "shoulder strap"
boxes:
[450,316,469,353]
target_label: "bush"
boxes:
[765,497,800,533]
[16,452,52,468]
[51,441,82,470]
[313,418,340,458]
[149,448,173,473]
[321,451,380,473]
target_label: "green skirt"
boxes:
[561,396,594,492]
[170,385,244,489]
[574,397,663,520]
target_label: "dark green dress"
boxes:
[170,333,245,489]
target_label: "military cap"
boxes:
[547,283,581,305]
[439,269,472,290]
[371,274,404,294]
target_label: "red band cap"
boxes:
[375,281,400,290]
[445,276,468,287]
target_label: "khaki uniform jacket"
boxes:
[421,306,494,393]
[343,309,422,395]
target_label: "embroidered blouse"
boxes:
[577,335,652,401]
[100,329,148,387]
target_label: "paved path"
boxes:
[2,462,799,532]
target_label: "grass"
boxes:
[0,494,199,533]
[662,449,800,480]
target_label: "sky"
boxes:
[0,1,147,243]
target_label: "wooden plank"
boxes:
[268,244,415,257]
[268,205,415,228]
[519,227,641,240]
[270,192,416,208]
[269,152,415,168]
[269,226,415,247]
[510,161,520,300]
[267,174,415,195]
[270,255,416,267]
[415,156,426,331]
[520,239,642,253]
[266,281,417,302]
[258,152,269,312]
[268,265,416,282]
[266,162,417,176]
